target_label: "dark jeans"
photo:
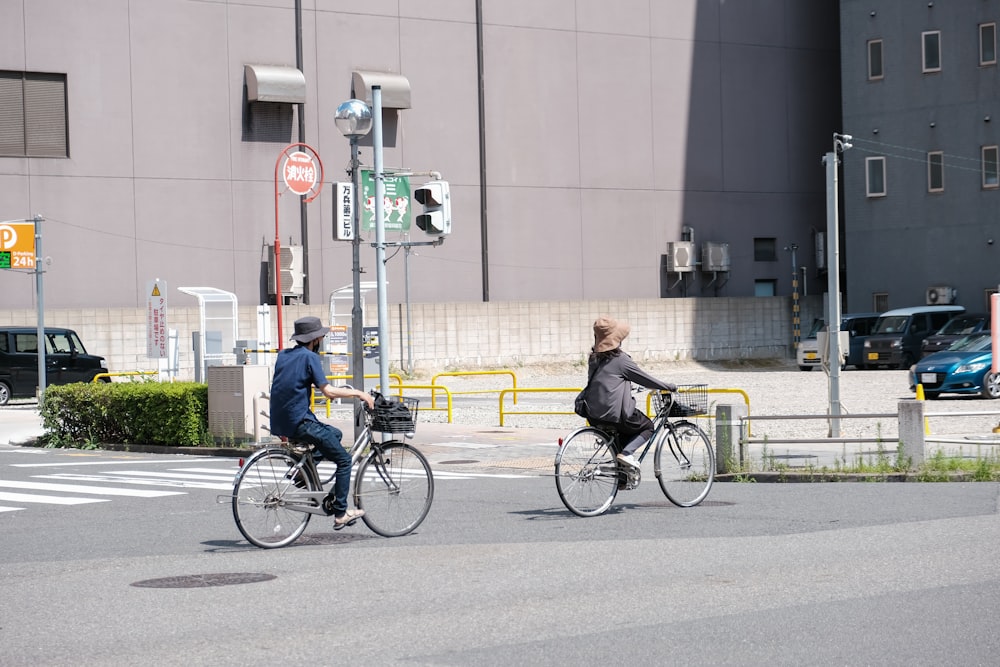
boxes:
[293,419,353,517]
[592,409,654,456]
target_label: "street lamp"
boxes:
[335,99,373,440]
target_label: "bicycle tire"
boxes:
[655,420,715,507]
[554,427,618,517]
[354,442,434,537]
[232,448,315,548]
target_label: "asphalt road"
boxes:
[2,446,999,666]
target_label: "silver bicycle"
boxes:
[227,392,434,548]
[554,385,715,517]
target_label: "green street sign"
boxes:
[360,170,411,232]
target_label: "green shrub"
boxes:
[41,382,209,447]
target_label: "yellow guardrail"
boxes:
[92,371,159,383]
[384,383,454,423]
[430,370,518,407]
[498,387,582,427]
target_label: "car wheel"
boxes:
[981,371,1000,399]
[0,381,9,406]
[798,365,812,372]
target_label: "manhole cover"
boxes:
[131,573,276,589]
[439,459,480,465]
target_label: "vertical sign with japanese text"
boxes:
[146,279,168,359]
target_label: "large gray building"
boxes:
[841,0,1000,313]
[1,0,841,312]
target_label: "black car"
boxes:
[920,313,990,358]
[0,327,108,405]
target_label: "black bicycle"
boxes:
[227,392,433,548]
[554,385,715,517]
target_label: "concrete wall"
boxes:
[0,295,824,381]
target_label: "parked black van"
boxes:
[0,327,108,405]
[862,305,965,369]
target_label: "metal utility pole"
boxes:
[823,133,852,437]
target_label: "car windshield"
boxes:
[938,316,984,335]
[947,333,992,352]
[873,315,907,334]
[805,319,824,338]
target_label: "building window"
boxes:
[922,31,941,73]
[927,151,944,192]
[866,156,886,197]
[0,70,68,158]
[868,39,884,80]
[983,146,999,189]
[981,23,997,66]
[753,237,777,262]
[754,280,776,297]
[873,293,889,313]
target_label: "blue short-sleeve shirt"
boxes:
[269,345,328,437]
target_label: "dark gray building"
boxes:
[1,1,840,311]
[840,0,1000,313]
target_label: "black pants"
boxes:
[593,408,654,456]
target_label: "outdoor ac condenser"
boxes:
[208,365,271,442]
[925,285,957,305]
[268,244,305,297]
[665,241,695,272]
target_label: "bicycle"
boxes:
[227,391,434,548]
[554,384,715,517]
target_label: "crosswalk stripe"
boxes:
[0,506,25,512]
[37,474,233,490]
[0,491,108,505]
[0,480,183,497]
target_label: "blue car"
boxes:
[908,332,1000,399]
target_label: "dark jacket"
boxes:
[586,351,673,423]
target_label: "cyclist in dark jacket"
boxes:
[270,316,374,528]
[585,315,676,471]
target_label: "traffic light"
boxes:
[413,180,451,235]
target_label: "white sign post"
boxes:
[146,278,168,359]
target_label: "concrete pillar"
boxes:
[897,400,925,470]
[715,403,748,474]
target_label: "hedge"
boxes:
[40,381,210,447]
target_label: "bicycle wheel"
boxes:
[232,449,315,548]
[555,427,618,517]
[354,442,434,537]
[655,421,715,507]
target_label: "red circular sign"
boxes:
[283,151,319,195]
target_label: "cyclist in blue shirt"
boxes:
[270,316,374,528]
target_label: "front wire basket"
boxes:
[653,384,708,418]
[370,395,420,433]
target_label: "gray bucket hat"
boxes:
[290,316,329,344]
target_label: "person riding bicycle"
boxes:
[270,316,375,528]
[584,315,676,471]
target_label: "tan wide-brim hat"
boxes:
[593,315,630,353]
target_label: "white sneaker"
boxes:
[617,453,639,470]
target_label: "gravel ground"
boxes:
[385,359,1000,457]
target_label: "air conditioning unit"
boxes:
[701,242,730,272]
[926,285,957,305]
[268,244,305,297]
[665,241,695,273]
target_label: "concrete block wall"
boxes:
[1,295,824,380]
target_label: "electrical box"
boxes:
[208,365,271,442]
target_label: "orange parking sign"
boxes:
[0,222,36,270]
